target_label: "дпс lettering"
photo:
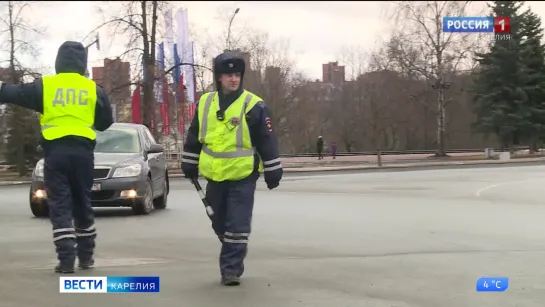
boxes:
[52,87,89,106]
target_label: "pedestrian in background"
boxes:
[331,141,337,159]
[317,136,324,160]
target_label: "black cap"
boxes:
[213,51,245,76]
[213,51,246,91]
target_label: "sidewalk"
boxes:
[284,155,545,172]
[0,154,545,186]
[3,154,545,186]
[164,152,484,169]
[280,152,481,164]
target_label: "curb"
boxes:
[282,157,545,172]
[1,158,544,186]
[0,180,32,186]
[166,157,545,175]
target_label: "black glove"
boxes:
[264,168,282,190]
[181,162,199,179]
[266,180,279,190]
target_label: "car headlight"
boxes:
[34,160,44,178]
[112,164,142,178]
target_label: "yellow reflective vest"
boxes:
[197,90,263,181]
[40,73,98,141]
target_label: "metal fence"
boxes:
[161,146,533,161]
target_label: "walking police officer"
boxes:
[181,51,283,286]
[0,41,114,273]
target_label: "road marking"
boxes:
[33,258,172,270]
[475,177,545,197]
[284,173,377,181]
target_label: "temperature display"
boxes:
[476,277,509,292]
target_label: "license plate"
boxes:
[92,183,101,191]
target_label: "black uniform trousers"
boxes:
[205,171,259,277]
[43,144,96,264]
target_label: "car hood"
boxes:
[94,152,142,167]
[36,153,142,168]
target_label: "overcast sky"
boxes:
[8,1,545,81]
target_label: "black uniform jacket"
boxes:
[182,88,283,181]
[0,41,114,152]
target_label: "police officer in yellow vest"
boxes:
[182,51,283,286]
[0,41,114,273]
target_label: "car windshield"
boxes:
[95,128,141,153]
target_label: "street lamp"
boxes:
[84,33,101,78]
[226,8,240,51]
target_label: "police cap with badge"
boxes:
[213,51,246,76]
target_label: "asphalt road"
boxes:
[1,165,545,306]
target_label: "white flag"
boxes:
[175,7,195,104]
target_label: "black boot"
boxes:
[55,262,75,274]
[221,275,240,286]
[78,258,95,270]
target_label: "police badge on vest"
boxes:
[216,109,241,128]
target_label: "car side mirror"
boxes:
[147,144,164,153]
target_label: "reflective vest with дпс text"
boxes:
[197,90,264,182]
[40,73,97,141]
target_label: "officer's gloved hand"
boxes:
[181,162,199,179]
[264,168,282,190]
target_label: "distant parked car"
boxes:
[29,123,169,217]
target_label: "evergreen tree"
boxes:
[472,1,527,150]
[4,105,41,174]
[3,71,41,176]
[519,8,545,152]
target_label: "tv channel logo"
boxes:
[60,276,160,293]
[443,16,510,33]
[494,16,510,33]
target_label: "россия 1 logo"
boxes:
[443,16,511,41]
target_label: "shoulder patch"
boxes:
[265,117,273,132]
[256,101,267,109]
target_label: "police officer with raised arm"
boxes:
[0,41,114,273]
[181,51,283,286]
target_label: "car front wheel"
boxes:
[153,173,168,210]
[132,177,154,215]
[30,201,49,218]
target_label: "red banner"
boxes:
[187,71,198,121]
[178,73,185,133]
[131,86,141,124]
[188,103,196,121]
[159,104,166,134]
[162,76,170,135]
[151,110,155,132]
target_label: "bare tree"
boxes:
[191,38,214,93]
[93,0,170,139]
[327,46,371,153]
[190,17,314,153]
[241,33,297,129]
[0,0,45,175]
[338,45,369,80]
[330,80,362,152]
[185,4,248,96]
[388,1,486,156]
[363,71,414,161]
[214,4,246,52]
